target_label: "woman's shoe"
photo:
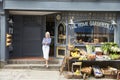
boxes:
[46,65,48,68]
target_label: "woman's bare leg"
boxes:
[46,60,48,68]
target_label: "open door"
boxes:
[46,15,55,57]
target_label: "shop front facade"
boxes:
[1,0,120,67]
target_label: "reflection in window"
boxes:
[57,23,66,44]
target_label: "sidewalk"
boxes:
[0,69,116,80]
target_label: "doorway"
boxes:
[10,15,46,58]
[46,15,55,57]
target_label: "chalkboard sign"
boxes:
[57,47,66,57]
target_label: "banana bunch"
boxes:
[74,48,80,51]
[79,57,83,60]
[74,69,80,75]
[79,56,87,60]
[71,51,80,57]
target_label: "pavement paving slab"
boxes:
[0,69,117,80]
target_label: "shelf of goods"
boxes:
[62,43,120,79]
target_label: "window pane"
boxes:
[57,23,66,44]
[69,21,114,44]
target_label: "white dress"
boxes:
[42,45,50,60]
[42,38,51,60]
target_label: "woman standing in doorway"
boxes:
[42,32,51,68]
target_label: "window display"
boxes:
[57,23,66,44]
[69,20,114,45]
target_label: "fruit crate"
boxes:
[63,71,83,79]
[101,67,117,79]
[101,67,117,75]
[73,73,82,79]
[104,75,117,79]
[101,68,114,75]
[71,62,82,72]
[81,67,92,75]
[64,72,73,79]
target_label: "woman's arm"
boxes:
[47,38,51,45]
[42,38,45,45]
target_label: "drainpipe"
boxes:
[0,14,6,68]
[114,21,120,47]
[116,18,120,47]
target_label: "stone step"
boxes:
[3,64,60,71]
[7,59,59,64]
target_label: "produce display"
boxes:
[70,48,81,57]
[70,45,120,61]
[101,42,119,55]
[79,56,87,60]
[86,54,96,60]
[63,42,120,79]
[111,47,120,52]
[71,51,80,57]
[109,54,120,60]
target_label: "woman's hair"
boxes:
[45,32,50,38]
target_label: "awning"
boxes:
[4,1,120,11]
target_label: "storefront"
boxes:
[1,0,120,67]
[56,12,118,58]
[5,12,118,58]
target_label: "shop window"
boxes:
[70,21,114,44]
[57,23,66,44]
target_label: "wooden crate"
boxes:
[101,68,113,75]
[101,68,117,75]
[104,75,117,79]
[101,68,117,79]
[73,74,82,79]
[64,72,73,79]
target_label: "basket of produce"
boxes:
[70,48,80,58]
[73,69,82,79]
[87,54,96,61]
[101,68,117,75]
[70,51,80,58]
[81,67,92,75]
[93,66,103,78]
[101,68,113,75]
[109,53,120,60]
